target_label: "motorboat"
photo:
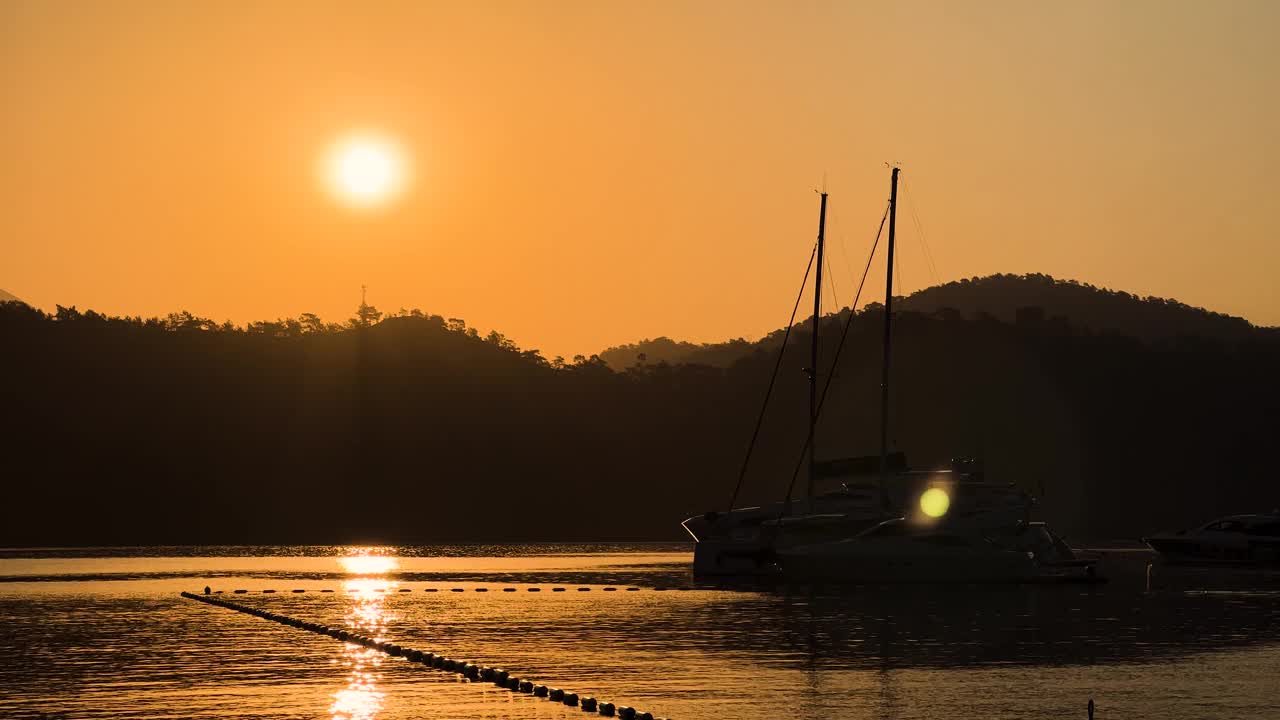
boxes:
[1143,514,1280,565]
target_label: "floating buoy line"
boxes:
[210,585,672,595]
[180,591,667,719]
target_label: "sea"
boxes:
[1,544,1278,719]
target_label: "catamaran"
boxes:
[682,167,1095,583]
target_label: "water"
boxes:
[2,545,1279,719]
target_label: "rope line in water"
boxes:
[215,585,657,594]
[180,591,668,720]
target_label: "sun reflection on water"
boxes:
[330,550,400,720]
[338,553,400,576]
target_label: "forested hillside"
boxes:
[2,275,1276,546]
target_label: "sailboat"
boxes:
[682,168,1094,582]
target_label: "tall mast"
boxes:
[807,191,828,498]
[878,167,900,505]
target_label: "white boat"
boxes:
[1144,514,1280,565]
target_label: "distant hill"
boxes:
[897,273,1264,342]
[598,336,762,370]
[0,289,23,305]
[600,274,1273,368]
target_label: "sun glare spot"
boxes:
[324,134,407,208]
[919,487,951,519]
[338,554,400,576]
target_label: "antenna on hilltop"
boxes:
[361,284,367,307]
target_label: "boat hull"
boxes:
[777,546,1041,584]
[1144,535,1280,565]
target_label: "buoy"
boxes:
[263,589,276,593]
[424,588,438,592]
[603,587,617,592]
[503,588,516,592]
[399,588,411,593]
[234,590,247,594]
[451,588,465,593]
[180,591,669,720]
[321,589,334,593]
[475,588,488,592]
[292,589,305,593]
[578,588,591,592]
[626,588,639,592]
[528,588,541,592]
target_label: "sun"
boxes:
[324,133,407,208]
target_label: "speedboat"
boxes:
[1143,514,1280,565]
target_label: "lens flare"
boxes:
[919,487,951,518]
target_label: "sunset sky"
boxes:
[3,0,1277,358]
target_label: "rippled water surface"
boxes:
[2,545,1279,719]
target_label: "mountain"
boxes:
[897,273,1264,342]
[0,289,24,305]
[600,274,1274,368]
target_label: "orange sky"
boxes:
[3,1,1277,358]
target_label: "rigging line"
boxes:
[726,242,818,513]
[779,202,890,515]
[904,180,940,284]
[825,253,840,317]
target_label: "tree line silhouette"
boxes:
[1,274,1276,546]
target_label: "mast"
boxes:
[807,191,828,498]
[878,167,900,506]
